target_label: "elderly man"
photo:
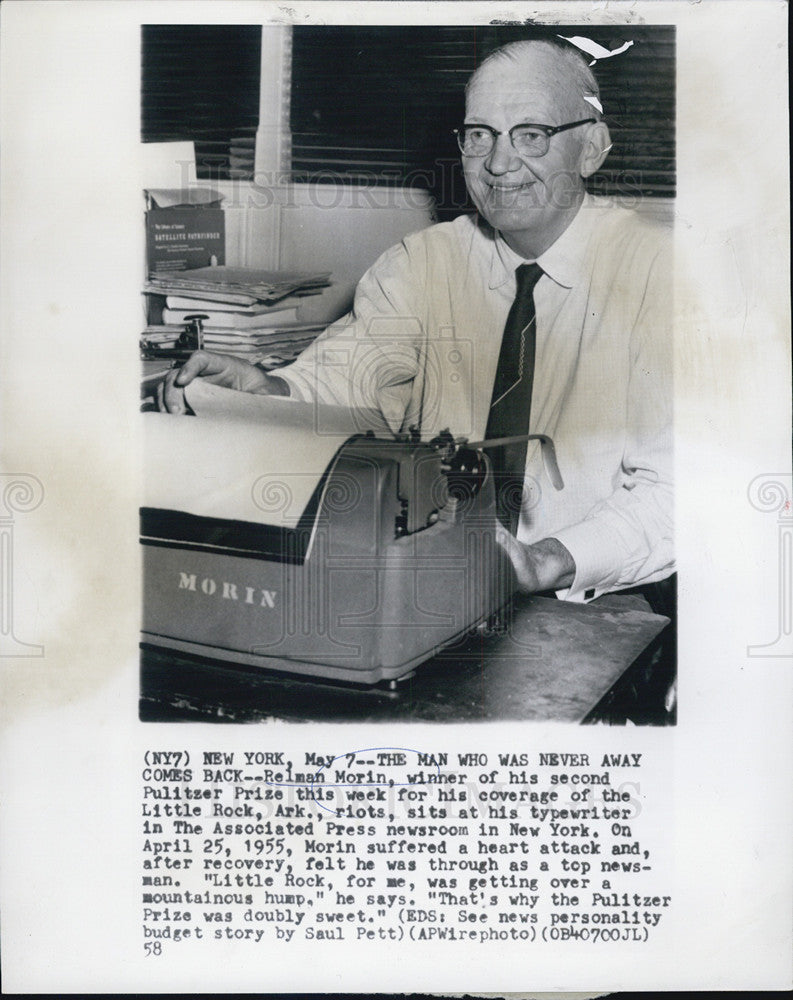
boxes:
[160,39,673,606]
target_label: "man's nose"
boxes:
[484,132,522,175]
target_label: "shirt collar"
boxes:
[488,193,599,290]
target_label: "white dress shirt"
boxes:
[276,196,673,601]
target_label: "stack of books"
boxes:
[142,266,333,367]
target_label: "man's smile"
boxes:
[480,180,539,207]
[488,181,532,190]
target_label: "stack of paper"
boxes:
[142,266,333,365]
[144,265,331,304]
[141,322,325,363]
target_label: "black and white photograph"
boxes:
[139,23,677,725]
[0,1,790,994]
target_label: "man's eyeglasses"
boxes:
[454,119,596,158]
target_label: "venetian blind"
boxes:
[141,25,262,181]
[290,25,675,217]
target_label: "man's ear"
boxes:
[579,121,612,178]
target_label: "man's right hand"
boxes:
[157,351,289,414]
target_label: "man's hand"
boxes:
[495,528,576,593]
[157,351,289,414]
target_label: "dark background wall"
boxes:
[142,23,675,217]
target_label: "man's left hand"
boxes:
[495,528,576,593]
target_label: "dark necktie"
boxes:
[485,262,544,532]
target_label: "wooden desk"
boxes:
[140,594,670,724]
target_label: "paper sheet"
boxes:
[1,3,791,995]
[184,378,393,435]
[144,382,389,528]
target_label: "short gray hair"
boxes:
[466,39,603,120]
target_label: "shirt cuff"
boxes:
[550,521,623,603]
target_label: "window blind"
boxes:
[141,25,262,182]
[290,25,675,216]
